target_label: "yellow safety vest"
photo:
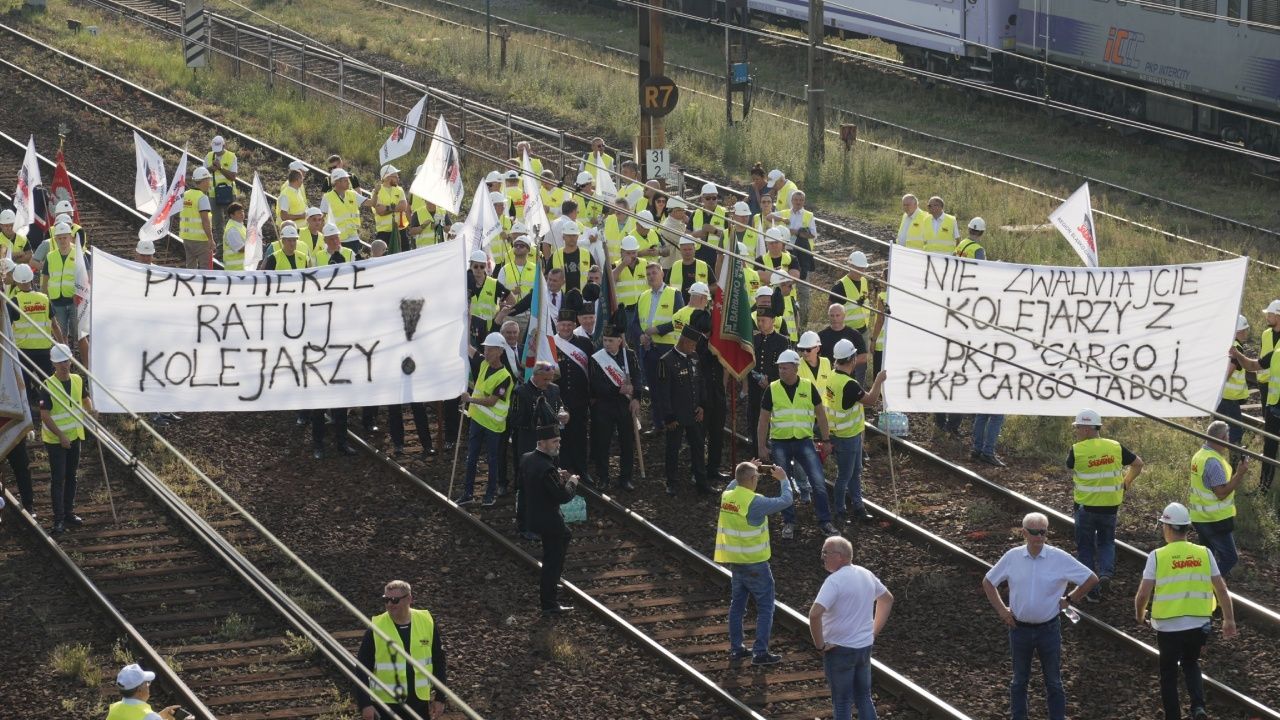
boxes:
[874,290,887,352]
[614,260,645,308]
[759,252,792,274]
[204,150,237,192]
[45,246,77,300]
[576,192,604,226]
[270,248,310,270]
[714,485,770,564]
[635,227,661,254]
[837,275,870,329]
[498,260,536,301]
[602,215,635,259]
[42,374,85,444]
[411,197,447,247]
[778,208,813,239]
[504,184,524,221]
[743,265,760,295]
[1150,540,1216,621]
[826,371,865,439]
[1188,446,1234,523]
[468,362,512,432]
[0,231,29,257]
[768,379,817,440]
[1267,350,1280,407]
[638,286,679,345]
[900,211,928,250]
[798,356,832,394]
[781,293,799,342]
[542,186,568,217]
[470,277,499,322]
[293,228,319,258]
[14,290,52,350]
[920,213,958,255]
[773,180,799,208]
[1072,437,1125,507]
[375,186,408,233]
[955,238,984,259]
[672,304,698,334]
[223,218,246,271]
[369,608,435,703]
[1222,341,1250,401]
[312,246,355,266]
[692,205,727,249]
[323,189,362,242]
[669,259,709,290]
[106,699,156,720]
[276,182,308,226]
[1259,327,1275,389]
[179,188,209,243]
[581,152,615,175]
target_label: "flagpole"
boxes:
[728,377,737,470]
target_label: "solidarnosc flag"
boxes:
[379,95,428,166]
[243,172,270,270]
[409,115,464,215]
[12,135,41,236]
[139,151,188,244]
[134,132,167,215]
[1049,182,1098,268]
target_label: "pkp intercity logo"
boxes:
[1103,27,1144,69]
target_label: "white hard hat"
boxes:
[700,182,718,197]
[53,222,72,236]
[689,282,710,297]
[134,239,156,256]
[329,168,350,182]
[765,226,789,244]
[192,167,212,181]
[620,235,640,252]
[833,338,857,361]
[305,206,323,218]
[482,332,506,348]
[449,222,465,235]
[115,664,156,692]
[968,217,986,232]
[512,234,531,247]
[0,209,14,224]
[280,224,300,239]
[767,169,783,183]
[668,198,688,211]
[12,264,34,284]
[469,249,489,264]
[489,191,505,205]
[770,271,791,286]
[54,214,72,226]
[777,349,801,365]
[732,201,751,216]
[380,164,400,180]
[50,343,73,363]
[797,330,820,349]
[504,170,519,180]
[678,236,695,246]
[848,251,868,268]
[288,160,307,172]
[510,221,528,235]
[754,286,774,300]
[322,223,340,236]
[485,170,502,184]
[636,210,655,227]
[211,135,226,150]
[1265,300,1280,315]
[54,200,74,215]
[575,171,595,187]
[1159,502,1191,526]
[560,221,581,237]
[1072,409,1102,427]
[0,258,16,273]
[1237,314,1250,332]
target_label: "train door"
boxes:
[965,0,1020,53]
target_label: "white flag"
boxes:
[133,131,167,215]
[595,165,618,205]
[74,238,91,337]
[409,115,464,214]
[12,135,41,236]
[457,180,503,256]
[139,151,189,244]
[244,172,269,270]
[521,151,549,241]
[379,95,428,166]
[1049,182,1098,268]
[0,309,33,459]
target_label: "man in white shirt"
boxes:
[809,536,893,720]
[108,664,179,720]
[983,512,1097,720]
[895,194,922,245]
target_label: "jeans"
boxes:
[46,439,82,523]
[1193,518,1238,577]
[728,561,775,657]
[463,421,504,501]
[1215,398,1244,445]
[772,439,832,525]
[832,434,864,515]
[972,414,1005,455]
[1157,625,1208,720]
[1074,506,1117,579]
[1009,618,1065,720]
[51,302,75,349]
[824,645,876,720]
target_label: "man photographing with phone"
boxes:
[107,664,181,720]
[715,460,795,667]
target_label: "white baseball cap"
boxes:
[50,343,73,364]
[53,222,72,236]
[575,171,595,186]
[767,169,783,183]
[12,264,34,284]
[288,160,307,172]
[469,249,489,264]
[1159,502,1191,526]
[833,338,857,360]
[689,282,710,297]
[968,217,986,232]
[116,664,156,691]
[636,210,655,227]
[489,191,506,205]
[678,236,695,246]
[732,201,751,216]
[620,235,640,252]
[482,332,506,348]
[668,198,688,211]
[1265,300,1280,315]
[777,349,801,365]
[700,182,718,197]
[135,239,156,256]
[797,330,820,349]
[54,200,74,215]
[380,164,400,180]
[0,209,14,224]
[848,251,868,268]
[211,135,225,150]
[770,271,791,286]
[1072,409,1102,427]
[765,226,789,244]
[322,223,340,236]
[485,170,503,184]
[280,224,300,239]
[191,167,212,181]
[1237,314,1250,332]
[305,207,324,218]
[754,286,774,300]
[329,168,350,182]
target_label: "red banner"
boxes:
[50,148,79,225]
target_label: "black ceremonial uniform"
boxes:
[590,343,642,491]
[521,443,576,612]
[555,332,594,482]
[511,380,562,535]
[655,335,710,496]
[689,308,727,480]
[748,319,789,450]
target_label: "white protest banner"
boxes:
[1049,182,1099,267]
[89,242,469,413]
[882,246,1248,417]
[133,131,167,214]
[409,115,464,214]
[12,135,41,236]
[379,94,428,165]
[139,151,188,244]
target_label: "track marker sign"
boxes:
[640,76,679,117]
[184,0,207,69]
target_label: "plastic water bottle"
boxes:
[1062,605,1080,624]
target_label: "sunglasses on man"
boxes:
[381,594,410,605]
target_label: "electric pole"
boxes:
[806,0,826,182]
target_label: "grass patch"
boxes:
[964,498,1004,528]
[283,630,317,659]
[48,643,102,687]
[534,627,584,668]
[217,613,256,641]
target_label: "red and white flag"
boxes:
[379,94,428,165]
[12,135,41,236]
[133,131,167,215]
[1049,182,1098,267]
[409,115,464,214]
[139,151,189,244]
[50,148,78,225]
[243,172,269,271]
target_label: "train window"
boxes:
[1228,0,1241,22]
[1143,0,1175,12]
[1248,0,1280,30]
[1180,0,1216,20]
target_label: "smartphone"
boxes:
[175,708,193,720]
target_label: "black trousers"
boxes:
[591,403,635,486]
[388,402,432,451]
[747,382,763,450]
[1261,409,1279,493]
[46,439,81,522]
[1158,626,1208,720]
[19,348,51,403]
[372,698,429,720]
[561,409,590,479]
[313,408,349,448]
[540,529,571,609]
[443,400,462,446]
[6,442,33,509]
[665,422,707,490]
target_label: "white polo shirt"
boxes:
[985,543,1093,624]
[813,564,888,650]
